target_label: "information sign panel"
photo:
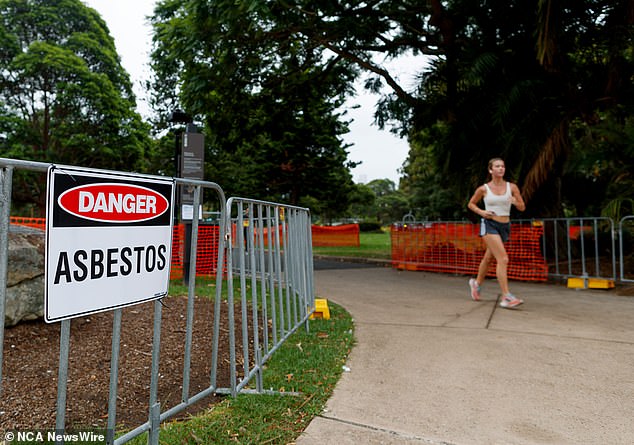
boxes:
[180,131,204,211]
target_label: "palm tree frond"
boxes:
[522,120,570,203]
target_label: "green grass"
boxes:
[168,276,220,298]
[126,302,354,445]
[312,230,392,259]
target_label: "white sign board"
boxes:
[45,166,175,323]
[181,204,203,221]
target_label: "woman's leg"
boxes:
[476,248,493,285]
[482,234,510,295]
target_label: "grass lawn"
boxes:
[312,230,392,259]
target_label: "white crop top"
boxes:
[483,182,511,216]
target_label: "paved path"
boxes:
[297,261,634,445]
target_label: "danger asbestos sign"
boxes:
[45,166,175,323]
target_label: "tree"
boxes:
[400,125,464,219]
[0,0,151,213]
[366,179,396,198]
[148,0,358,212]
[197,1,634,219]
[375,189,409,225]
[390,0,633,218]
[348,182,376,221]
[348,179,409,225]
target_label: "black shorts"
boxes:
[480,219,511,242]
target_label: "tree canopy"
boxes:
[400,0,634,219]
[0,0,151,212]
[148,0,359,213]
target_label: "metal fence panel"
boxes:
[0,158,315,444]
[224,197,314,396]
[535,217,617,282]
[619,216,634,283]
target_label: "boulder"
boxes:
[4,225,45,326]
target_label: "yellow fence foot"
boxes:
[567,277,615,289]
[310,298,331,320]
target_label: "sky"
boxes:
[84,0,423,184]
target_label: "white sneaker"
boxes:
[468,278,481,301]
[499,293,523,309]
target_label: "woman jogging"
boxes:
[467,157,526,308]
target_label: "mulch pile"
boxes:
[1,296,237,430]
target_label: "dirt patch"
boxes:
[1,295,239,430]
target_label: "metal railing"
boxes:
[0,158,316,445]
[224,197,314,396]
[619,216,634,283]
[536,217,617,283]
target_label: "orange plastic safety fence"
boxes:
[229,222,286,247]
[170,224,223,280]
[391,222,548,282]
[568,225,592,240]
[9,216,46,230]
[312,224,360,247]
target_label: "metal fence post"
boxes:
[147,299,163,442]
[55,319,72,441]
[182,185,201,403]
[0,165,13,395]
[106,308,123,445]
[619,216,634,283]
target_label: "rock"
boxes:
[4,225,45,326]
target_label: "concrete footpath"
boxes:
[296,260,634,445]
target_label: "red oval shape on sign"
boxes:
[58,183,169,223]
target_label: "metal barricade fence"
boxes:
[224,197,314,396]
[619,216,634,283]
[0,158,316,445]
[535,217,617,283]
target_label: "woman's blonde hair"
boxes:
[488,157,504,170]
[487,157,504,181]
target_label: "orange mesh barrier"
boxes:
[9,218,355,252]
[312,224,360,247]
[568,225,592,240]
[9,216,46,230]
[391,222,548,282]
[170,223,223,280]
[230,222,286,247]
